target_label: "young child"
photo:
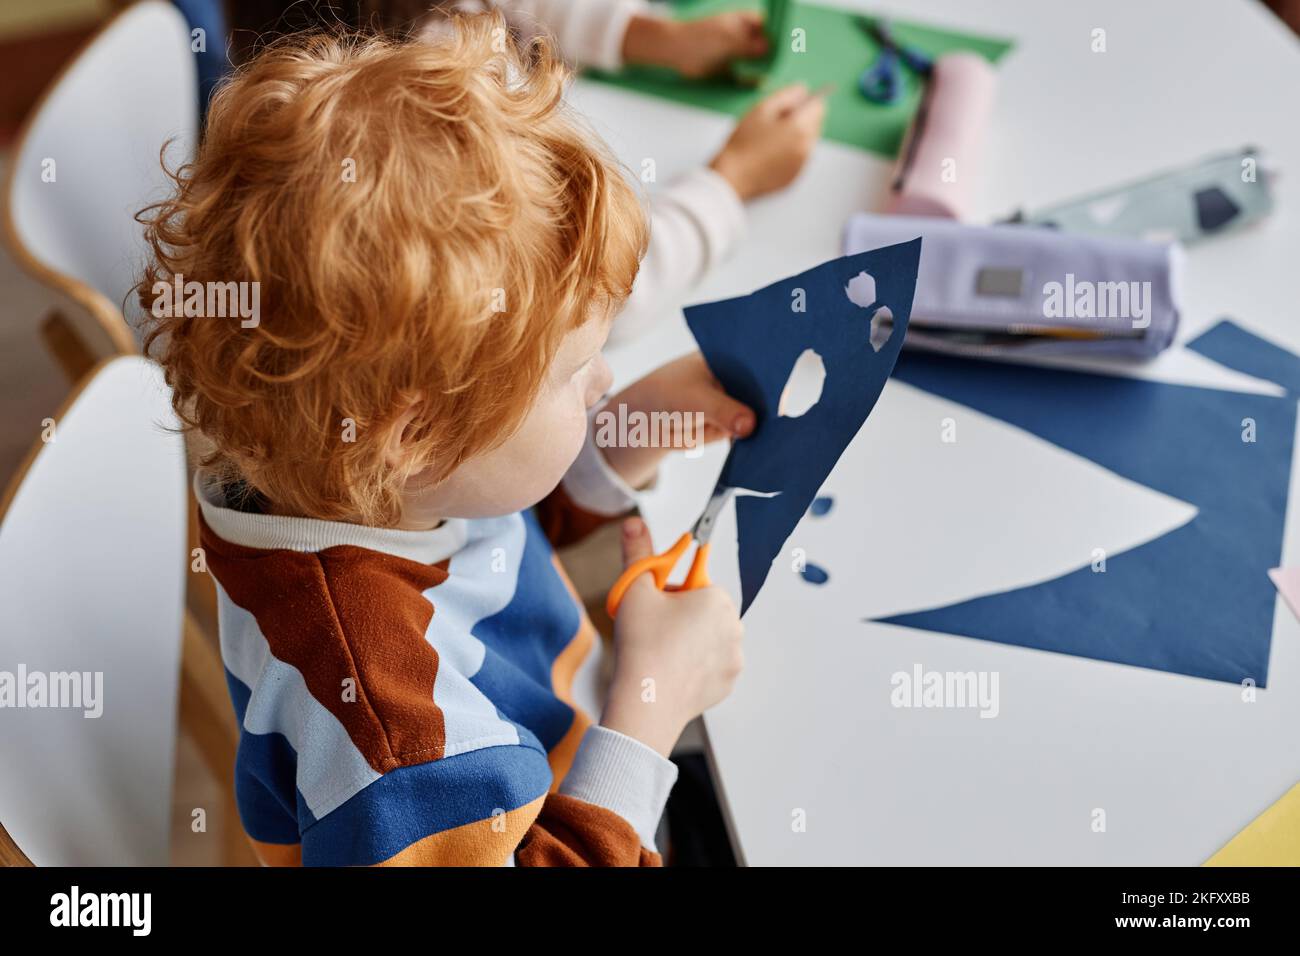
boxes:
[225,0,826,343]
[140,14,754,866]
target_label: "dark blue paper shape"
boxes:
[1194,187,1241,232]
[1184,320,1300,393]
[685,239,922,613]
[809,495,835,517]
[879,320,1296,686]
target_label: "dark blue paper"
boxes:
[810,495,835,517]
[685,240,922,613]
[1184,321,1300,394]
[801,562,831,585]
[881,320,1295,686]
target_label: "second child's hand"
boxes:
[621,11,769,78]
[708,83,827,200]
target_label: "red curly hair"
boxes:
[138,13,647,525]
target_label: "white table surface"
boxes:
[574,0,1300,865]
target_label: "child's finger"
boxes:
[621,517,655,567]
[737,11,770,53]
[698,390,755,439]
[791,91,828,130]
[758,83,810,116]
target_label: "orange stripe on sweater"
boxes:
[373,796,546,866]
[546,555,598,786]
[249,838,303,867]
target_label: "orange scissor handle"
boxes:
[605,533,713,619]
[676,542,712,592]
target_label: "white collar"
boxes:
[194,473,469,565]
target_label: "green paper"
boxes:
[587,1,1014,157]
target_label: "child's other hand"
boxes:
[600,352,755,489]
[709,84,826,200]
[601,517,745,756]
[622,12,769,79]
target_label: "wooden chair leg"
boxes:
[222,787,253,867]
[0,820,34,867]
[187,494,218,634]
[177,611,258,866]
[39,308,99,384]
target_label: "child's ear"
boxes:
[383,400,425,471]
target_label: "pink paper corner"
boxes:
[1268,567,1300,623]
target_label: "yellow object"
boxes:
[1204,782,1300,866]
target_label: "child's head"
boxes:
[140,14,646,527]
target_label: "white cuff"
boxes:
[557,0,652,71]
[606,166,749,347]
[661,166,748,269]
[559,725,679,850]
[560,403,643,516]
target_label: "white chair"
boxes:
[2,0,198,368]
[0,357,189,865]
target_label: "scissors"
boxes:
[605,483,734,618]
[856,17,933,105]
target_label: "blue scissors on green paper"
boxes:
[856,17,933,104]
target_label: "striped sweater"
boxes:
[196,429,677,866]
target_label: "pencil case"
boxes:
[843,213,1183,359]
[1007,147,1275,245]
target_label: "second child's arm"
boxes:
[496,0,768,75]
[609,85,827,343]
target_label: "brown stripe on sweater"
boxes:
[515,793,662,867]
[533,482,623,549]
[199,513,450,772]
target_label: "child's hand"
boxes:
[622,12,768,78]
[709,84,826,200]
[599,352,755,489]
[600,517,745,756]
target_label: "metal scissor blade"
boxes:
[690,484,734,544]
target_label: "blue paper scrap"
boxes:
[880,319,1296,686]
[801,562,831,585]
[685,239,922,614]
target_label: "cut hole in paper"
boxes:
[778,349,826,418]
[846,271,895,353]
[845,271,877,308]
[869,306,894,353]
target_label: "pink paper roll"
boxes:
[884,52,997,221]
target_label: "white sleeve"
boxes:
[609,165,748,346]
[496,0,653,70]
[559,726,679,851]
[560,401,644,515]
